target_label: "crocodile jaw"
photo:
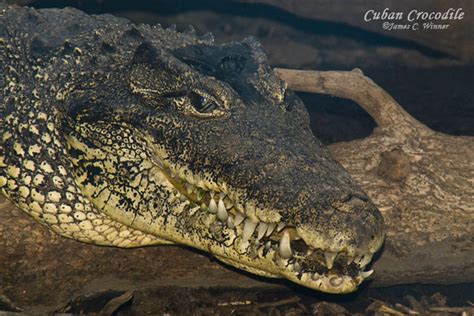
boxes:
[156,161,380,293]
[74,139,383,294]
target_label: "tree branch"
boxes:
[274,68,431,137]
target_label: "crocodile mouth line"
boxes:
[151,152,376,292]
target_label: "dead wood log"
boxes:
[0,68,472,310]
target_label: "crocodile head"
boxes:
[56,29,384,293]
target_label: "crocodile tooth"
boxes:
[257,222,268,240]
[227,216,235,229]
[265,241,272,250]
[217,198,228,222]
[234,212,245,226]
[279,230,292,259]
[235,203,245,214]
[200,203,207,211]
[265,223,277,237]
[277,222,286,232]
[186,183,194,195]
[360,254,372,267]
[224,198,233,209]
[293,262,301,273]
[209,198,217,213]
[329,276,343,287]
[242,219,258,242]
[360,269,374,279]
[312,272,322,281]
[187,176,196,186]
[325,252,337,269]
[347,256,355,265]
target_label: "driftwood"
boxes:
[1,69,473,310]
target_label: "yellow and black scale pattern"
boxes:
[0,29,167,248]
[1,4,385,294]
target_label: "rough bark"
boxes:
[1,69,473,310]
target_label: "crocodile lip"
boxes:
[151,153,379,293]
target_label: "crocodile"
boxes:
[0,3,384,293]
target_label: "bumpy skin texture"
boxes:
[0,4,384,293]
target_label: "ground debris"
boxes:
[311,301,350,315]
[366,300,406,315]
[196,295,302,315]
[1,286,474,315]
[98,291,133,316]
[362,292,474,316]
[55,290,132,315]
[0,295,22,313]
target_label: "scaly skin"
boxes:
[0,4,384,293]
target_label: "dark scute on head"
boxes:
[173,43,255,81]
[123,27,146,42]
[132,41,160,66]
[220,54,247,75]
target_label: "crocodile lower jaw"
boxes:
[152,155,377,293]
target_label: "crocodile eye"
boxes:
[185,90,226,118]
[188,91,218,113]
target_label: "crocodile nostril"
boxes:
[339,192,369,204]
[345,194,372,210]
[333,193,370,213]
[353,192,369,202]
